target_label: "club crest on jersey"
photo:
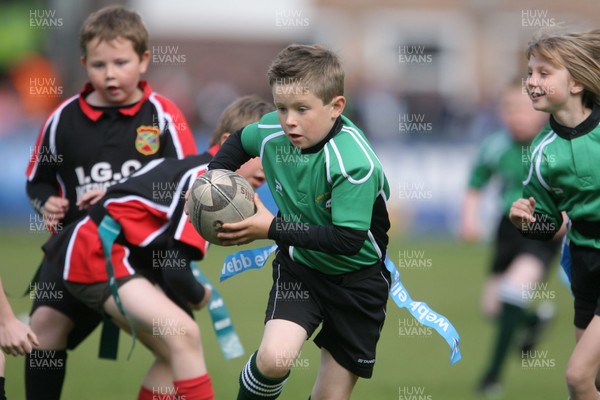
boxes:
[135,125,160,155]
[315,192,332,211]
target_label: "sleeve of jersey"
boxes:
[268,221,367,255]
[161,263,205,304]
[328,135,382,231]
[207,127,255,171]
[170,171,209,259]
[105,200,169,246]
[26,115,61,215]
[154,95,197,158]
[172,210,207,260]
[520,146,562,240]
[468,141,494,190]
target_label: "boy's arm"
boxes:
[159,249,206,305]
[26,123,61,215]
[460,143,494,241]
[26,182,60,216]
[207,130,252,171]
[219,194,368,255]
[26,122,68,229]
[459,189,483,242]
[268,218,368,255]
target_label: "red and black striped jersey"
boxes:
[26,81,197,226]
[46,146,219,284]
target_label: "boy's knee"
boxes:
[256,347,293,378]
[30,307,72,348]
[160,318,201,353]
[566,361,589,391]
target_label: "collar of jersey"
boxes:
[550,103,600,140]
[300,116,343,154]
[78,81,152,121]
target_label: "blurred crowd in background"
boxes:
[0,0,597,236]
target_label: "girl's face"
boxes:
[526,55,584,115]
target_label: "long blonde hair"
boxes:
[527,29,600,107]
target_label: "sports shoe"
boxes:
[476,374,502,399]
[520,301,555,354]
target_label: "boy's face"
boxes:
[82,37,150,106]
[272,84,345,149]
[500,87,547,143]
[236,158,265,190]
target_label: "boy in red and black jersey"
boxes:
[24,6,196,400]
[26,81,196,225]
[39,95,272,399]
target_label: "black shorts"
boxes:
[490,216,560,274]
[30,257,103,350]
[30,246,193,350]
[64,275,142,314]
[264,251,391,378]
[125,247,194,318]
[570,244,600,329]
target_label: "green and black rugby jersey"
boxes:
[521,104,600,248]
[468,130,529,215]
[209,111,391,275]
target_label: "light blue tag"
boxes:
[192,262,245,359]
[384,256,462,365]
[559,234,571,287]
[558,218,572,288]
[220,245,277,282]
[98,215,136,360]
[220,246,462,364]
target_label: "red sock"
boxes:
[137,386,153,400]
[173,374,214,400]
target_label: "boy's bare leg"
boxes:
[567,319,600,400]
[311,348,358,400]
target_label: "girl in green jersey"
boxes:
[509,29,600,400]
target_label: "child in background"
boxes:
[460,80,563,396]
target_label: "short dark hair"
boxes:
[80,5,149,58]
[267,44,344,104]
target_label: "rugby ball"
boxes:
[187,169,256,244]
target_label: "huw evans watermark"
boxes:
[397,249,433,270]
[152,45,187,66]
[275,9,309,27]
[399,386,433,400]
[398,46,433,64]
[29,9,63,29]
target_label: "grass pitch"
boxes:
[1,230,572,399]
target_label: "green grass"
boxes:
[0,230,573,399]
